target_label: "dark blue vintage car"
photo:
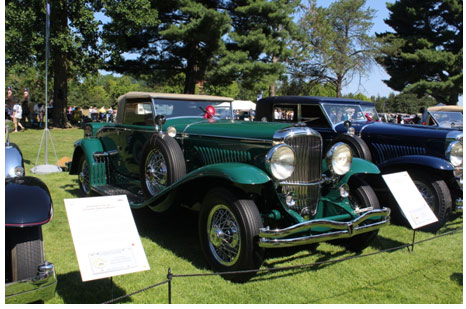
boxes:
[5,129,57,303]
[256,96,463,232]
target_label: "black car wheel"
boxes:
[6,226,44,282]
[140,134,186,198]
[199,187,264,282]
[409,171,452,233]
[329,134,372,161]
[77,155,92,196]
[331,178,380,252]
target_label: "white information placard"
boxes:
[382,171,438,229]
[65,195,150,282]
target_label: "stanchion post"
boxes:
[410,230,416,252]
[167,268,173,304]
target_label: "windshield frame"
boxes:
[151,98,233,120]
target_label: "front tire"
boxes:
[409,171,452,233]
[332,178,380,252]
[199,187,264,282]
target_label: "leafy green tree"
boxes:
[209,0,299,96]
[376,0,462,105]
[291,0,377,97]
[102,0,231,94]
[6,0,102,128]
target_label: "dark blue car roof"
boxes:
[258,96,375,106]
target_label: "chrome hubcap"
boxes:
[145,149,167,196]
[207,205,240,266]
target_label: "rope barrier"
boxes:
[102,227,462,304]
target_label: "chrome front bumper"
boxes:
[5,262,57,304]
[259,208,391,248]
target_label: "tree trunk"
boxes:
[51,0,71,128]
[184,43,198,94]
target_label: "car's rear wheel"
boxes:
[140,134,186,198]
[199,187,264,282]
[77,155,92,196]
[6,226,44,282]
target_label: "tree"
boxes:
[291,0,377,97]
[102,0,231,94]
[5,0,102,128]
[206,0,299,97]
[376,0,463,105]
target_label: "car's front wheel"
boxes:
[331,178,380,252]
[199,187,264,282]
[409,170,452,233]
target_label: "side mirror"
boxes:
[155,114,166,127]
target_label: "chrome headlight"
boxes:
[8,166,24,178]
[446,140,463,167]
[266,144,296,180]
[166,126,177,137]
[326,142,353,175]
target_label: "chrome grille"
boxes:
[277,126,322,216]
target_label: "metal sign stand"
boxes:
[31,0,61,175]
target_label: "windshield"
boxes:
[360,105,380,121]
[431,111,463,127]
[323,103,367,126]
[152,99,232,119]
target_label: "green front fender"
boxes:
[182,162,272,185]
[323,157,380,185]
[339,157,380,184]
[135,163,272,210]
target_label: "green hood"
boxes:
[166,118,294,140]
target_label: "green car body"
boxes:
[70,92,390,281]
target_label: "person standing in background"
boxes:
[21,88,32,127]
[12,99,25,132]
[5,86,16,120]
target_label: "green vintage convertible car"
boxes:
[69,92,390,281]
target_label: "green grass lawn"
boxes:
[7,126,463,304]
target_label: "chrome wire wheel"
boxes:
[78,157,90,195]
[145,149,168,196]
[413,180,435,209]
[206,204,241,266]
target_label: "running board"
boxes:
[92,185,146,204]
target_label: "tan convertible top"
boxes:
[427,105,463,113]
[118,91,233,103]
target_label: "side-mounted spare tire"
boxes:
[140,134,186,198]
[328,134,372,162]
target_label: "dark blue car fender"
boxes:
[377,155,454,172]
[5,176,53,227]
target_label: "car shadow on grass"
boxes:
[56,271,130,304]
[130,206,207,270]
